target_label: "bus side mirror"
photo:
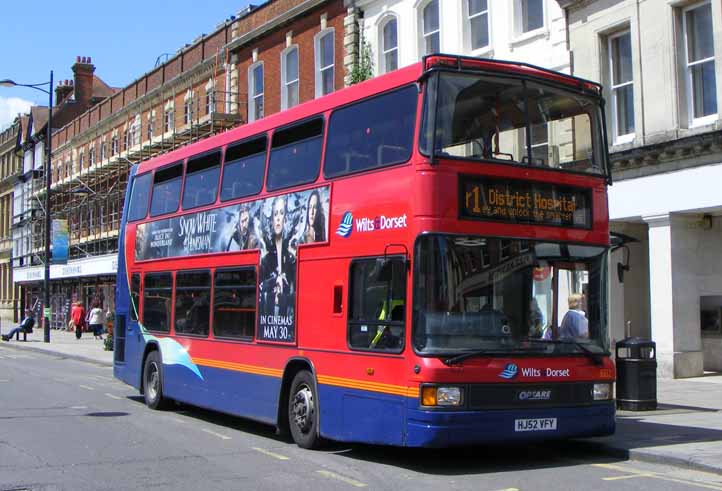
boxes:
[617,245,630,283]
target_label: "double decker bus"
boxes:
[114,55,615,448]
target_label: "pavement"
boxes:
[2,328,722,474]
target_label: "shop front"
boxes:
[13,254,118,331]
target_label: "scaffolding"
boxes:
[27,66,243,263]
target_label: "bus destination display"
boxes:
[459,175,592,229]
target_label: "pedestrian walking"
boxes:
[88,300,105,340]
[70,301,86,340]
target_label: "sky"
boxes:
[0,0,254,130]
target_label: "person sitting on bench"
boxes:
[2,309,35,341]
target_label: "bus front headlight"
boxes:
[593,383,613,400]
[422,386,463,406]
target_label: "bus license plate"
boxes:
[514,418,557,432]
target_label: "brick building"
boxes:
[0,119,22,328]
[12,0,351,329]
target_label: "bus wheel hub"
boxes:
[292,386,314,433]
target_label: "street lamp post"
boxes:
[1,71,54,343]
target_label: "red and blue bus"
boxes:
[114,55,615,448]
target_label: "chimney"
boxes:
[55,79,74,106]
[72,55,96,108]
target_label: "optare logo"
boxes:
[336,211,353,238]
[518,390,552,401]
[499,363,518,379]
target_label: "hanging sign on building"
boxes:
[51,219,69,264]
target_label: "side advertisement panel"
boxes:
[135,185,330,344]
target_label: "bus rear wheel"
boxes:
[143,351,169,410]
[288,370,322,449]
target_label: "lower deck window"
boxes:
[213,268,257,339]
[143,272,172,333]
[174,270,211,336]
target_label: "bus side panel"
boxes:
[114,167,144,390]
[318,385,405,445]
[158,345,281,424]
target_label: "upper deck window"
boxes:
[420,72,606,175]
[150,163,183,217]
[324,85,417,178]
[221,136,267,201]
[182,150,221,209]
[267,118,323,191]
[128,172,152,222]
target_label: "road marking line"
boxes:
[172,418,187,424]
[70,405,88,409]
[603,474,654,480]
[104,393,122,400]
[316,470,367,488]
[252,447,289,460]
[490,489,519,491]
[594,463,722,490]
[0,379,9,382]
[79,384,95,391]
[201,428,231,440]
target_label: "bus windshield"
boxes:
[413,235,609,357]
[420,71,607,175]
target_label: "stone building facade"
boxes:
[560,0,722,378]
[0,119,22,327]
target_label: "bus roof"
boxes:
[134,55,601,175]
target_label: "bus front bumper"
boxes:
[405,402,615,447]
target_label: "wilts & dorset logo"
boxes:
[336,210,408,238]
[499,363,518,379]
[336,212,354,237]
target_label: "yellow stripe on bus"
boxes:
[192,357,419,398]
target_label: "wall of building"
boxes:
[356,0,569,74]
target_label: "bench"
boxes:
[14,327,32,341]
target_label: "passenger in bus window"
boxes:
[302,190,326,244]
[260,195,296,315]
[558,293,589,339]
[227,205,260,251]
[528,298,545,338]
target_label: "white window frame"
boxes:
[466,0,491,54]
[183,89,194,126]
[682,1,717,127]
[205,78,214,115]
[248,61,264,122]
[131,115,141,147]
[315,28,335,98]
[281,46,300,110]
[418,0,441,57]
[147,112,155,140]
[164,100,175,133]
[379,15,399,74]
[513,0,546,40]
[608,30,635,144]
[225,63,235,113]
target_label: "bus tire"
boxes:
[288,370,322,449]
[143,351,169,410]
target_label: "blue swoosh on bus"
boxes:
[499,363,518,379]
[143,331,204,380]
[336,211,353,238]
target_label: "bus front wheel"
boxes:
[288,370,322,449]
[143,351,169,410]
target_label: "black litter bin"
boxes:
[616,337,657,410]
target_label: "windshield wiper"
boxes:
[525,338,605,366]
[443,350,515,366]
